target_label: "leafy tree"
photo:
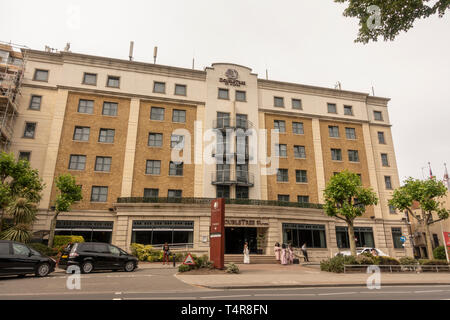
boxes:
[334,0,450,43]
[324,170,378,256]
[389,177,449,259]
[0,152,44,232]
[0,197,37,242]
[47,174,82,248]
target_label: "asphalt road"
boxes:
[1,267,450,300]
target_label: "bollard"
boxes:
[173,253,176,267]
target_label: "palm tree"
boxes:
[0,197,37,242]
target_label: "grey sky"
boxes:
[2,0,449,182]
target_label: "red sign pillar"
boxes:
[210,198,225,269]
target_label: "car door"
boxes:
[107,245,123,269]
[0,242,12,275]
[10,242,35,274]
[92,243,109,269]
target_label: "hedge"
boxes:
[130,243,185,262]
[28,243,59,257]
[53,235,84,248]
[419,259,449,265]
[433,246,446,260]
[177,253,213,272]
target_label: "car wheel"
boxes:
[124,261,135,272]
[81,261,94,274]
[35,263,50,277]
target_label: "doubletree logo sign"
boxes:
[220,69,246,86]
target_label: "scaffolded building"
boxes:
[0,42,26,151]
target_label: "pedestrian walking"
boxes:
[301,243,309,262]
[243,242,250,264]
[288,243,294,264]
[162,242,170,265]
[281,243,288,265]
[274,242,281,263]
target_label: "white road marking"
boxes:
[112,298,122,300]
[317,292,357,296]
[414,290,444,293]
[115,292,122,295]
[125,297,197,300]
[254,293,316,297]
[200,294,252,299]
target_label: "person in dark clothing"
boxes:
[301,243,309,262]
[163,242,170,265]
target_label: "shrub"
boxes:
[355,254,375,265]
[226,263,240,274]
[53,235,84,248]
[419,259,448,265]
[399,257,418,265]
[29,242,58,257]
[178,264,191,272]
[375,256,400,265]
[433,246,447,260]
[320,255,357,273]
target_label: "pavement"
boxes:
[176,263,450,289]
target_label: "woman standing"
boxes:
[301,243,309,262]
[288,243,294,264]
[243,242,250,264]
[280,243,288,265]
[163,242,170,265]
[274,242,281,263]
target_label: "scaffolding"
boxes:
[0,41,28,151]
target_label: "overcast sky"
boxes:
[2,0,449,183]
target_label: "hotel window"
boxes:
[153,81,166,93]
[131,220,194,246]
[344,105,353,115]
[174,84,187,96]
[18,151,31,162]
[378,131,386,144]
[82,73,97,85]
[277,169,289,182]
[23,122,36,138]
[276,144,287,157]
[381,153,389,166]
[274,96,284,108]
[172,109,186,123]
[171,134,184,149]
[392,228,403,248]
[78,99,94,114]
[348,150,359,162]
[236,186,249,199]
[146,160,161,175]
[235,90,246,102]
[345,127,356,139]
[144,188,159,198]
[217,164,231,182]
[373,111,383,121]
[389,205,397,214]
[294,145,306,159]
[328,126,339,138]
[102,102,118,116]
[91,186,108,202]
[336,226,374,248]
[217,112,230,128]
[29,95,41,110]
[283,223,327,248]
[292,99,302,110]
[385,176,392,189]
[236,113,248,129]
[95,156,111,172]
[274,120,286,133]
[150,107,165,121]
[33,69,48,82]
[98,128,115,143]
[168,189,182,198]
[73,126,90,141]
[218,88,229,100]
[169,161,183,176]
[292,122,304,134]
[296,170,308,183]
[278,195,290,202]
[298,195,309,204]
[331,148,342,161]
[327,103,337,114]
[106,76,120,88]
[69,155,86,170]
[216,185,230,199]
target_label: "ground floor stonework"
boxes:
[32,202,413,261]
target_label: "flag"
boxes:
[444,163,449,190]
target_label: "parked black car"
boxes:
[58,242,138,274]
[0,240,56,277]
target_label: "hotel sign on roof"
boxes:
[219,68,246,86]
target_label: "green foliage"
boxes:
[320,255,357,273]
[433,246,447,260]
[226,263,240,274]
[53,235,84,248]
[334,0,449,43]
[178,264,191,272]
[419,259,449,265]
[28,242,59,257]
[0,223,32,242]
[374,256,400,265]
[355,254,376,265]
[130,243,185,262]
[7,197,37,225]
[399,257,418,265]
[54,174,83,213]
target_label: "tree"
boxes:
[389,177,449,259]
[323,171,379,256]
[0,152,44,232]
[47,174,82,248]
[0,197,37,242]
[334,0,450,43]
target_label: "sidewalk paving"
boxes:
[176,264,450,289]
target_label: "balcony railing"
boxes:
[212,142,251,160]
[211,170,254,187]
[213,117,254,131]
[116,196,323,209]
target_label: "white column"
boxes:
[311,118,326,203]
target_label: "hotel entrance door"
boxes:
[225,227,257,254]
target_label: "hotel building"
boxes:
[8,47,412,261]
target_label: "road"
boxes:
[1,267,450,300]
